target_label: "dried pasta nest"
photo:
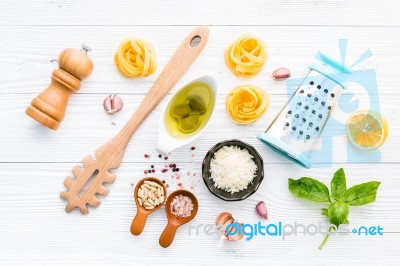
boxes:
[226,85,269,124]
[114,38,157,78]
[224,35,267,78]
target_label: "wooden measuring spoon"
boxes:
[159,190,198,248]
[130,177,167,236]
[60,26,209,214]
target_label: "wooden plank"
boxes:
[1,0,399,265]
[0,0,400,26]
[0,26,399,95]
[0,163,398,265]
[0,93,398,163]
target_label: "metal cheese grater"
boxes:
[257,55,350,168]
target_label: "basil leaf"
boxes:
[343,181,381,206]
[328,201,349,227]
[331,168,347,201]
[288,177,330,202]
[321,208,329,217]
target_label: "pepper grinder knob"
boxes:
[25,44,94,130]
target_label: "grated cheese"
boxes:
[209,145,257,194]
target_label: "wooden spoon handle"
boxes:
[117,26,209,146]
[159,222,179,248]
[130,209,149,236]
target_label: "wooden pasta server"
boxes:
[60,26,209,214]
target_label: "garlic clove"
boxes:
[110,95,123,113]
[104,94,123,115]
[222,218,235,236]
[103,95,113,113]
[256,201,268,219]
[215,212,233,226]
[227,222,244,242]
[217,235,226,248]
[272,67,291,81]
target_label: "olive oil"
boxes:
[165,82,214,137]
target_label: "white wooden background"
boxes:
[1,1,400,265]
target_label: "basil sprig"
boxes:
[288,168,380,249]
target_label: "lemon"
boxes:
[346,110,388,150]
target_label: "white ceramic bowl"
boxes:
[156,75,218,155]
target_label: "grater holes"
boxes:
[283,122,290,130]
[289,79,335,142]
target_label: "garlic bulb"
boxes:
[103,94,123,115]
[215,212,244,247]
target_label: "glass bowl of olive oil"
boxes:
[157,75,217,155]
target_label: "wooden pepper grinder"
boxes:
[26,44,93,130]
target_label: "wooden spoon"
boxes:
[130,177,167,236]
[60,26,209,214]
[159,190,198,248]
